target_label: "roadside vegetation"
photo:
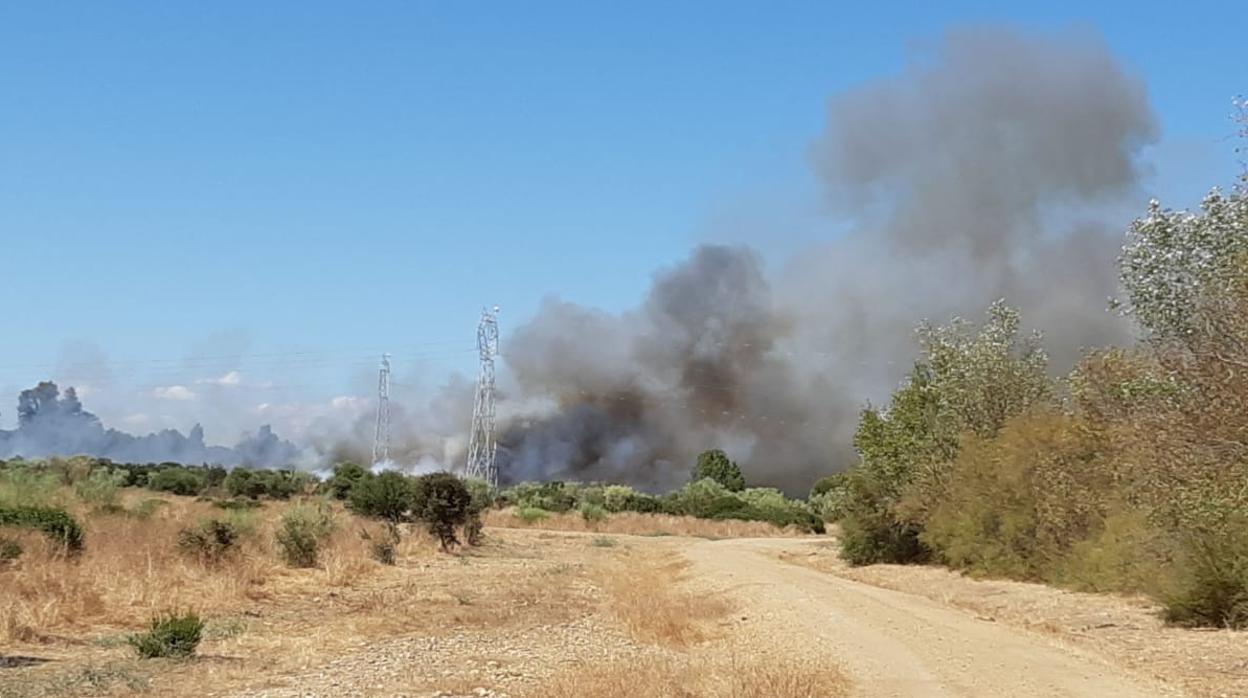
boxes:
[824,177,1248,629]
[497,450,824,535]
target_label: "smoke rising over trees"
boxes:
[5,27,1207,494]
[494,27,1161,492]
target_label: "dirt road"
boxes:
[683,537,1176,698]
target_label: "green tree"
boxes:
[838,301,1052,565]
[326,461,368,500]
[691,449,745,491]
[1116,185,1248,346]
[347,471,413,525]
[412,473,474,551]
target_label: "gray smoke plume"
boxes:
[494,27,1158,493]
[0,381,300,466]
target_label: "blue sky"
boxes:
[1,2,1243,440]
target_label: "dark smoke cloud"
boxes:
[0,381,300,466]
[495,27,1159,493]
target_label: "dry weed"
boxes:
[598,549,730,647]
[534,655,850,698]
[0,493,380,644]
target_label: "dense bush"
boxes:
[348,471,414,524]
[275,504,335,568]
[691,449,746,491]
[579,502,608,523]
[838,301,1050,565]
[808,473,850,522]
[0,505,85,553]
[224,468,311,500]
[147,467,208,496]
[74,467,127,511]
[412,472,473,551]
[326,461,368,500]
[501,481,578,513]
[129,611,204,658]
[516,506,550,522]
[1161,523,1248,629]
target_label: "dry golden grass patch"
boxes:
[486,507,802,538]
[595,547,731,647]
[532,654,850,698]
[1,496,281,644]
[1,492,603,697]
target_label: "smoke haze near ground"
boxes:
[493,27,1158,493]
[0,381,300,466]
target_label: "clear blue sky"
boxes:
[1,2,1243,438]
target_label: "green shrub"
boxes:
[516,506,550,523]
[809,473,851,522]
[463,477,495,511]
[0,466,62,508]
[622,491,662,514]
[74,467,127,511]
[920,414,1113,580]
[348,471,413,524]
[590,536,617,548]
[275,505,335,568]
[1161,524,1248,629]
[501,481,578,513]
[224,468,310,500]
[177,519,238,565]
[579,502,608,523]
[602,485,637,513]
[326,461,368,500]
[147,468,207,497]
[128,611,204,658]
[411,473,473,551]
[666,478,733,517]
[0,506,85,553]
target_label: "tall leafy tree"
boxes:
[691,449,746,491]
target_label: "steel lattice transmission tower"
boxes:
[465,306,500,486]
[372,353,391,466]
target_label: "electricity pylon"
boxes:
[372,353,391,466]
[465,306,500,487]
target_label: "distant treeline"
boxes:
[0,456,316,500]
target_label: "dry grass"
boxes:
[1,490,600,697]
[532,655,850,698]
[1,495,285,644]
[486,507,803,538]
[596,547,731,647]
